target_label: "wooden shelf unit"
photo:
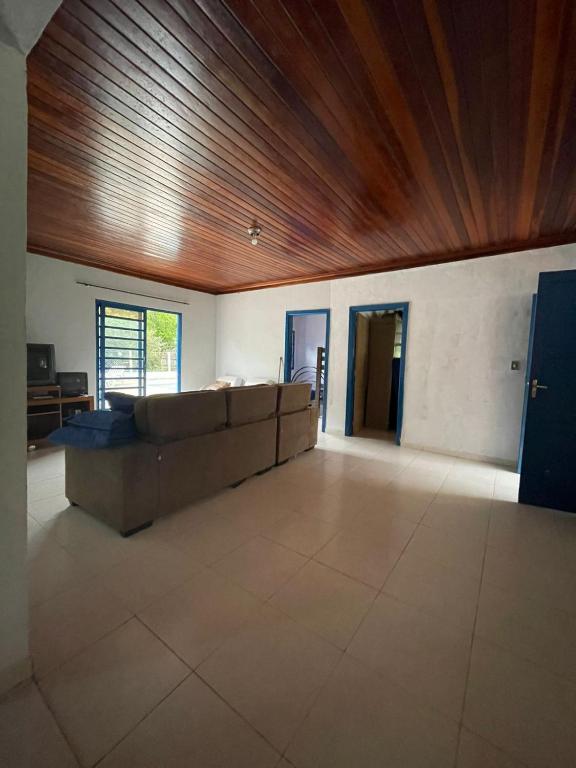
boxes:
[27,385,94,448]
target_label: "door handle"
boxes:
[531,378,548,399]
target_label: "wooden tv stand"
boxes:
[27,385,94,449]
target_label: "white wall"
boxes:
[26,254,217,396]
[217,245,576,464]
[216,282,330,382]
[0,41,30,695]
[292,314,327,373]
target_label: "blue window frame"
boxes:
[96,300,182,409]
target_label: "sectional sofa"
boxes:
[65,383,318,535]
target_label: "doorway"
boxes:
[345,302,409,444]
[284,309,330,432]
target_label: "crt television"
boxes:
[27,344,56,386]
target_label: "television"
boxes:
[27,343,56,386]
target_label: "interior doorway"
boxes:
[345,302,409,444]
[284,309,330,432]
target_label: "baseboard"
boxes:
[0,656,32,698]
[401,442,516,469]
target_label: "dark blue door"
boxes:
[519,270,576,512]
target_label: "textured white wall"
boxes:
[217,245,576,463]
[0,41,30,695]
[216,282,330,382]
[26,254,217,395]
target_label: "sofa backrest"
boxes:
[277,383,312,414]
[134,390,227,443]
[225,385,278,426]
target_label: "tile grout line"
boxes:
[450,471,497,768]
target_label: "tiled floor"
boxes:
[3,433,576,767]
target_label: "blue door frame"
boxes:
[284,309,330,432]
[96,299,182,408]
[516,294,537,474]
[345,302,409,445]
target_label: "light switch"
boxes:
[511,360,521,371]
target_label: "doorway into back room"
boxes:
[284,309,330,432]
[345,303,409,445]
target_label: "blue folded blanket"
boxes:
[49,410,137,449]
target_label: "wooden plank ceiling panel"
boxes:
[27,0,576,293]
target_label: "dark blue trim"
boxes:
[516,293,537,474]
[284,309,330,432]
[96,299,183,407]
[344,302,409,445]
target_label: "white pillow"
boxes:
[245,377,276,386]
[217,375,245,387]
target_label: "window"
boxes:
[96,300,181,408]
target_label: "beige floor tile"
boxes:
[28,494,71,524]
[457,729,528,767]
[301,491,362,527]
[154,495,231,541]
[138,569,261,668]
[475,581,576,681]
[213,536,306,599]
[483,546,576,615]
[197,606,341,751]
[270,560,376,649]
[315,529,404,589]
[28,475,65,503]
[98,673,278,768]
[348,593,472,719]
[95,541,203,612]
[383,548,481,630]
[263,513,339,556]
[401,524,485,580]
[27,543,93,607]
[0,683,78,768]
[372,487,435,523]
[40,619,189,767]
[464,638,576,768]
[172,515,256,566]
[31,581,132,678]
[422,497,490,543]
[286,654,458,768]
[488,501,563,565]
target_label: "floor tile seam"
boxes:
[456,724,533,768]
[453,496,493,768]
[309,554,386,591]
[341,511,425,650]
[35,678,83,767]
[91,670,195,768]
[28,490,68,507]
[31,610,136,684]
[192,667,284,759]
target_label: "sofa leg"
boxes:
[121,521,153,538]
[230,478,245,489]
[68,500,79,507]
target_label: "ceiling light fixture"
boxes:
[247,222,261,246]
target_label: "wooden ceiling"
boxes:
[28,0,576,294]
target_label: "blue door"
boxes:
[519,270,576,512]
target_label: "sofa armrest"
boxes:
[65,442,158,534]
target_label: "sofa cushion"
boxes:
[134,390,227,443]
[105,391,140,414]
[225,385,278,427]
[50,411,137,449]
[277,383,312,414]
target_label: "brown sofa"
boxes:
[65,383,318,535]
